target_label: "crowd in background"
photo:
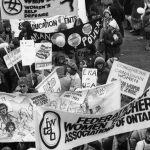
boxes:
[0,0,149,149]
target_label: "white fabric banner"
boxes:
[35,43,52,70]
[35,87,150,150]
[20,40,35,66]
[0,0,78,20]
[82,68,97,89]
[3,47,21,69]
[0,93,35,142]
[10,15,77,37]
[0,80,121,142]
[35,70,61,93]
[107,61,150,98]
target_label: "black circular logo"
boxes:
[40,111,61,149]
[2,0,22,15]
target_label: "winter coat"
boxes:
[104,29,123,59]
[143,11,150,32]
[123,0,132,15]
[110,1,125,36]
[97,68,110,85]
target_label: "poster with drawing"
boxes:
[35,43,52,70]
[0,93,35,142]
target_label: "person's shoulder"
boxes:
[28,88,38,93]
[136,140,145,147]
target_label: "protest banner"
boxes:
[3,47,21,69]
[107,61,150,98]
[31,18,102,51]
[0,0,78,20]
[82,68,97,89]
[20,40,35,66]
[35,70,61,93]
[35,87,150,150]
[35,43,52,70]
[0,92,35,142]
[10,15,77,37]
[0,80,121,142]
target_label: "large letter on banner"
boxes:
[0,0,78,20]
[107,61,150,99]
[35,70,61,93]
[35,87,150,150]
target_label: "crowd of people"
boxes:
[0,0,149,149]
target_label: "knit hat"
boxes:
[94,57,105,67]
[67,61,78,71]
[109,19,119,30]
[103,9,111,15]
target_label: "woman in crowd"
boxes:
[142,0,150,50]
[103,19,123,60]
[94,56,110,85]
[130,0,144,35]
[124,0,133,30]
[18,21,33,40]
[109,0,125,37]
[135,128,150,150]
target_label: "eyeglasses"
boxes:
[19,85,26,88]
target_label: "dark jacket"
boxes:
[97,67,110,85]
[104,29,123,59]
[123,0,132,15]
[110,0,125,36]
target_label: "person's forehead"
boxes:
[0,106,6,110]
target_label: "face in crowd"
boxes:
[0,103,8,116]
[19,84,28,94]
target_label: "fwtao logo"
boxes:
[2,0,22,15]
[40,111,61,149]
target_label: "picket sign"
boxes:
[4,48,20,79]
[3,47,21,69]
[35,70,61,93]
[82,68,97,89]
[20,40,35,66]
[35,43,52,70]
[107,61,150,99]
